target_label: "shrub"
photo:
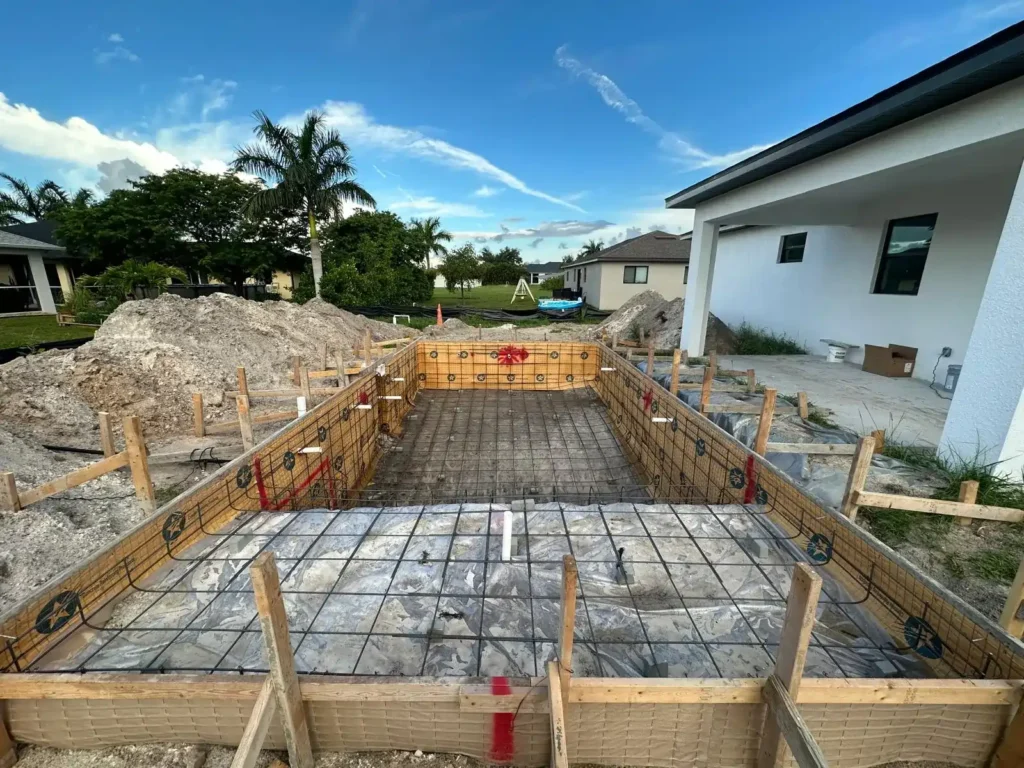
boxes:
[732,322,807,355]
[539,275,563,292]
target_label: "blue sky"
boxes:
[1,0,1022,263]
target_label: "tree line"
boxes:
[437,244,531,297]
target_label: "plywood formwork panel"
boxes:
[416,341,599,391]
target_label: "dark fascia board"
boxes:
[563,255,688,267]
[666,21,1024,209]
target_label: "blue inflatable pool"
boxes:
[538,298,583,310]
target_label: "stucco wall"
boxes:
[597,263,686,310]
[707,173,1017,382]
[562,263,602,307]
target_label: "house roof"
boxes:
[666,20,1024,209]
[564,231,690,268]
[0,229,64,252]
[0,220,60,246]
[526,261,563,273]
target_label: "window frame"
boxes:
[872,213,938,296]
[623,265,649,284]
[777,232,807,264]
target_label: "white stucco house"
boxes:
[561,231,690,310]
[0,223,76,316]
[525,261,563,285]
[667,21,1024,475]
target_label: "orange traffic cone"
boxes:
[436,303,443,326]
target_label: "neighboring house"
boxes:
[561,231,690,310]
[666,21,1024,475]
[525,261,563,285]
[433,273,481,290]
[0,224,77,316]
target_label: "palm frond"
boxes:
[243,184,300,219]
[325,179,376,208]
[251,110,299,168]
[232,143,289,182]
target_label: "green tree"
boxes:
[232,110,376,297]
[579,239,603,258]
[90,260,188,301]
[560,253,575,266]
[478,246,525,285]
[439,244,480,298]
[0,174,79,224]
[409,216,452,270]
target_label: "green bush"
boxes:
[732,322,807,355]
[539,275,563,292]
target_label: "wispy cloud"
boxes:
[473,185,501,198]
[859,0,1024,57]
[453,219,614,244]
[176,75,237,120]
[389,195,489,218]
[96,45,140,65]
[108,33,124,43]
[555,45,772,170]
[372,164,388,178]
[306,101,584,212]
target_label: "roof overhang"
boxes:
[666,21,1024,210]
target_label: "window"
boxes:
[778,232,807,263]
[874,213,937,295]
[623,265,649,284]
[683,265,689,284]
[583,267,587,282]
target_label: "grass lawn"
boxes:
[432,284,551,309]
[0,315,96,350]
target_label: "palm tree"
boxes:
[0,174,70,224]
[231,110,376,297]
[580,239,604,258]
[411,216,452,270]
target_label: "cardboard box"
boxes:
[862,344,918,377]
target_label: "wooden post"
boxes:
[638,327,645,345]
[999,558,1024,639]
[758,563,822,768]
[299,367,312,404]
[992,694,1024,768]
[290,355,302,386]
[0,473,20,513]
[797,392,809,420]
[98,411,116,457]
[746,368,757,395]
[547,660,569,768]
[700,364,713,415]
[762,677,828,768]
[0,710,15,768]
[709,350,718,378]
[237,366,249,398]
[871,429,885,454]
[237,394,255,452]
[839,436,875,521]
[558,555,578,703]
[122,415,155,514]
[230,677,277,768]
[957,480,979,527]
[754,389,778,456]
[646,341,655,379]
[611,332,619,352]
[669,349,682,396]
[680,349,689,367]
[192,393,206,438]
[363,329,372,366]
[250,552,314,768]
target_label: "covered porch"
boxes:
[0,242,72,316]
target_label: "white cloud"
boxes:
[108,33,124,43]
[388,196,489,218]
[473,185,500,198]
[302,101,585,212]
[173,75,238,120]
[555,45,773,170]
[96,45,139,65]
[372,164,387,178]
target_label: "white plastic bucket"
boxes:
[825,344,847,363]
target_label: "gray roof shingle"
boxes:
[0,230,64,251]
[564,231,689,267]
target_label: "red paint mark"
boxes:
[743,454,757,504]
[270,457,330,511]
[252,456,269,510]
[496,345,530,365]
[490,676,515,763]
[642,388,654,411]
[358,391,370,405]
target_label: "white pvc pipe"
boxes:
[502,509,513,561]
[297,396,307,417]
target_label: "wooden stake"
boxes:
[290,355,302,386]
[122,415,155,514]
[0,473,20,513]
[0,709,15,768]
[753,389,777,456]
[680,349,689,367]
[999,558,1024,639]
[762,676,828,768]
[230,677,277,768]
[839,436,875,521]
[547,660,569,768]
[646,341,655,379]
[558,555,578,703]
[237,394,255,452]
[237,367,249,398]
[363,329,372,365]
[299,367,312,404]
[192,393,205,438]
[611,332,618,351]
[708,350,718,378]
[992,692,1024,768]
[746,369,757,395]
[250,552,313,768]
[669,349,681,396]
[758,563,822,768]
[700,364,713,415]
[957,480,979,527]
[98,411,116,457]
[871,429,885,454]
[638,327,645,345]
[797,392,809,420]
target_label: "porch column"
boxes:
[26,253,56,314]
[938,157,1024,477]
[680,219,719,356]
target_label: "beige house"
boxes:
[561,230,690,310]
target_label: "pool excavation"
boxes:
[0,340,1021,767]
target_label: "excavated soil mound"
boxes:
[0,294,415,445]
[597,290,735,353]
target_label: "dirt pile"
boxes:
[0,293,415,444]
[597,290,735,352]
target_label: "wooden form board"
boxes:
[416,341,600,390]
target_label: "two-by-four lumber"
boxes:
[957,479,979,527]
[747,368,757,395]
[753,388,777,456]
[764,443,858,455]
[192,393,205,438]
[702,403,799,415]
[363,330,372,364]
[758,562,823,768]
[98,411,116,457]
[797,392,809,420]
[230,677,277,768]
[762,676,828,768]
[669,349,681,396]
[298,367,312,404]
[699,365,713,414]
[547,660,569,768]
[123,415,156,514]
[0,707,15,768]
[558,555,578,703]
[250,552,313,768]
[992,691,1024,768]
[16,451,129,507]
[851,490,1024,523]
[838,435,875,521]
[205,410,299,436]
[0,473,19,512]
[999,558,1024,638]
[237,367,249,398]
[237,394,255,452]
[646,342,655,379]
